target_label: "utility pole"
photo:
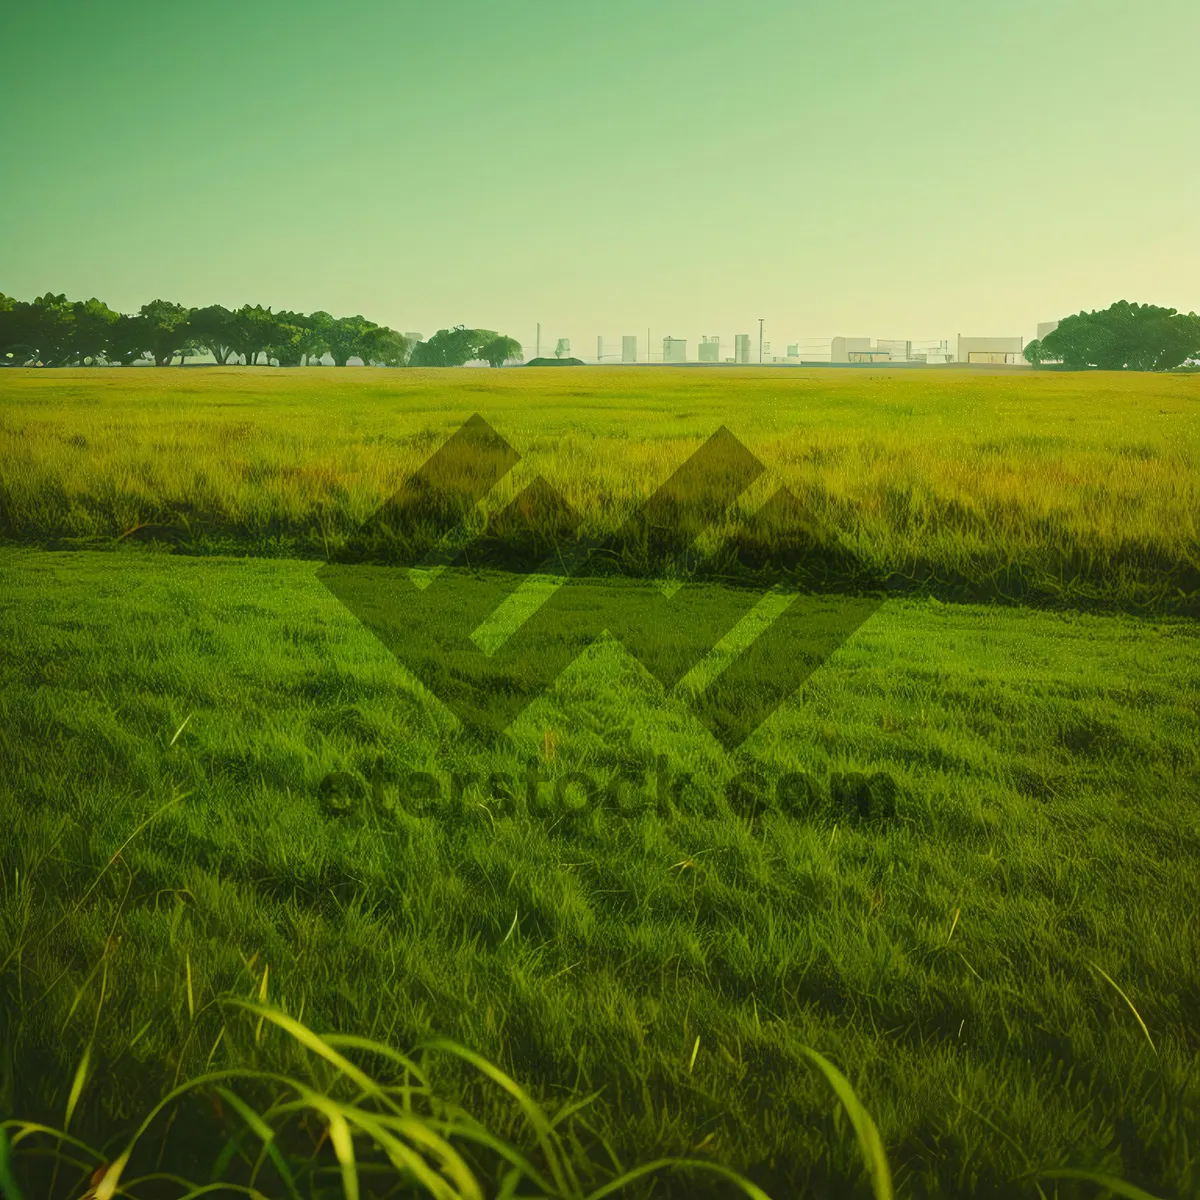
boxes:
[536,323,540,359]
[597,334,603,364]
[647,326,650,364]
[758,318,764,364]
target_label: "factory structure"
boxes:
[562,328,1047,366]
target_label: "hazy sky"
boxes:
[2,0,1197,353]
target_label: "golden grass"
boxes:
[2,366,1198,608]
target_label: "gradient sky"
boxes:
[2,0,1197,354]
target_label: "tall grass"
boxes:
[1,367,1198,613]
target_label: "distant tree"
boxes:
[0,293,36,366]
[1023,339,1050,366]
[1041,301,1200,371]
[228,304,279,366]
[188,304,238,364]
[272,310,327,366]
[302,311,335,365]
[358,325,411,367]
[105,313,151,365]
[139,299,193,366]
[266,316,306,367]
[22,294,77,365]
[479,335,523,367]
[409,326,498,367]
[70,298,120,365]
[325,315,378,366]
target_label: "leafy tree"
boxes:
[0,294,37,366]
[228,304,279,366]
[266,317,306,367]
[1041,301,1200,371]
[325,315,378,367]
[105,314,151,365]
[70,298,120,365]
[272,310,326,366]
[479,335,523,368]
[139,299,194,366]
[188,305,238,364]
[409,326,499,367]
[1023,339,1050,366]
[23,294,78,366]
[358,325,411,367]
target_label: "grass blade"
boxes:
[586,1157,774,1200]
[420,1037,572,1196]
[0,1127,26,1200]
[1038,1167,1164,1199]
[64,1043,91,1133]
[799,1046,893,1200]
[1086,961,1157,1056]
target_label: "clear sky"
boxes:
[2,0,1197,354]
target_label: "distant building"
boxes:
[622,335,638,363]
[734,334,752,364]
[831,337,872,362]
[698,335,720,362]
[663,337,687,364]
[911,340,953,364]
[956,335,1023,364]
[787,343,799,358]
[1037,321,1058,340]
[877,339,911,362]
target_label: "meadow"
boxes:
[1,366,1198,1198]
[1,366,1198,613]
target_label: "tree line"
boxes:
[1024,301,1200,370]
[0,292,525,368]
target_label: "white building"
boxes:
[956,335,1024,364]
[877,339,911,362]
[622,335,638,363]
[734,334,752,364]
[698,335,720,362]
[663,337,687,363]
[831,337,892,362]
[831,336,870,362]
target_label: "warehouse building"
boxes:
[956,335,1024,364]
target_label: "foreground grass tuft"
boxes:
[1,1000,783,1199]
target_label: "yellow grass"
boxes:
[1,365,1198,609]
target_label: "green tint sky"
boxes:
[2,0,1196,352]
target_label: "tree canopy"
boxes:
[409,326,507,368]
[1033,301,1200,371]
[0,290,518,369]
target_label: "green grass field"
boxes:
[2,366,1198,613]
[1,367,1198,1199]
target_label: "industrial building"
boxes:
[622,335,637,363]
[956,335,1023,364]
[734,334,751,364]
[876,339,911,362]
[831,337,890,363]
[698,335,720,362]
[663,337,687,364]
